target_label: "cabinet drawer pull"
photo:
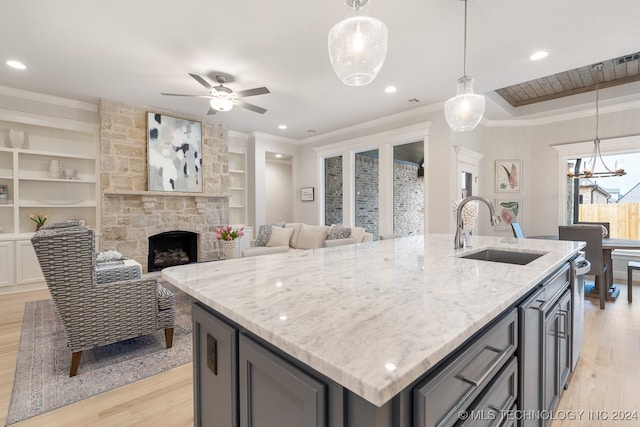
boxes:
[534,284,569,313]
[457,345,508,387]
[557,309,569,339]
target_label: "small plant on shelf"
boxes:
[29,212,48,230]
[216,225,245,241]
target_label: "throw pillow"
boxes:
[255,222,286,246]
[267,226,295,247]
[327,224,351,240]
[294,224,330,249]
[350,226,366,243]
[254,224,272,246]
[285,223,304,248]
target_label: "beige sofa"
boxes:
[242,223,373,257]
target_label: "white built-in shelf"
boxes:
[20,199,97,208]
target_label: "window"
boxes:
[567,152,640,239]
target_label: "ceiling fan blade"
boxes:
[235,87,270,98]
[207,108,217,115]
[189,73,214,91]
[161,93,213,98]
[234,99,267,114]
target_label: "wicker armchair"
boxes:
[31,222,175,376]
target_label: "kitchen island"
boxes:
[162,234,583,427]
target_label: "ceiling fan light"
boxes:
[444,76,485,132]
[210,97,233,112]
[328,15,388,86]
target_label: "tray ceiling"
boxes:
[495,52,640,107]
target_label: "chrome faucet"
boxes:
[454,196,502,249]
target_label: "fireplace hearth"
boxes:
[148,231,198,272]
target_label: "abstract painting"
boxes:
[495,199,521,230]
[147,112,202,193]
[495,159,521,193]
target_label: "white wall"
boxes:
[265,159,293,223]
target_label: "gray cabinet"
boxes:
[518,263,571,427]
[543,289,572,418]
[192,303,238,427]
[413,309,518,427]
[239,334,326,427]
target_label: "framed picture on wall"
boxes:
[495,199,521,230]
[147,112,203,193]
[300,187,314,202]
[495,159,521,193]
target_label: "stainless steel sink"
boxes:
[459,249,547,265]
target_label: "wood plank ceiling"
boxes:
[494,52,640,107]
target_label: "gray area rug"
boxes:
[5,284,194,426]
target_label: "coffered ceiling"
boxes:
[1,1,639,140]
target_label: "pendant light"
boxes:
[567,63,626,179]
[328,0,388,86]
[444,0,485,132]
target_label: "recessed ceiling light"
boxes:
[530,50,549,61]
[275,153,283,158]
[6,60,26,70]
[385,86,397,93]
[278,124,287,130]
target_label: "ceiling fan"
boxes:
[161,73,270,115]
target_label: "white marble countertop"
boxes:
[162,234,583,407]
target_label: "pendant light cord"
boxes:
[463,0,468,76]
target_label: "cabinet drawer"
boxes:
[414,309,518,427]
[192,302,238,427]
[458,357,518,427]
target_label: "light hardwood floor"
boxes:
[1,281,639,426]
[0,288,193,427]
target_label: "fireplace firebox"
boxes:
[148,231,198,272]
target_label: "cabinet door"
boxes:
[239,334,326,427]
[15,239,43,284]
[0,241,14,288]
[557,290,572,391]
[542,289,571,422]
[192,303,238,427]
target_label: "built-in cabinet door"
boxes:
[192,303,238,427]
[0,241,14,288]
[15,239,43,284]
[239,334,326,427]
[557,290,572,391]
[542,289,572,424]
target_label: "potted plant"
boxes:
[216,226,245,259]
[29,212,48,231]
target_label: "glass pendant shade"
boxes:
[444,76,485,132]
[328,15,388,86]
[210,97,234,112]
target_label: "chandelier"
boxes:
[444,0,485,132]
[567,63,626,179]
[328,0,388,86]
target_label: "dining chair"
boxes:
[510,222,525,239]
[577,221,610,237]
[559,225,608,309]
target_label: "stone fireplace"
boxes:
[99,100,230,272]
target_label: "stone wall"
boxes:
[99,100,229,270]
[355,154,380,238]
[324,156,343,225]
[393,162,424,236]
[325,155,424,238]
